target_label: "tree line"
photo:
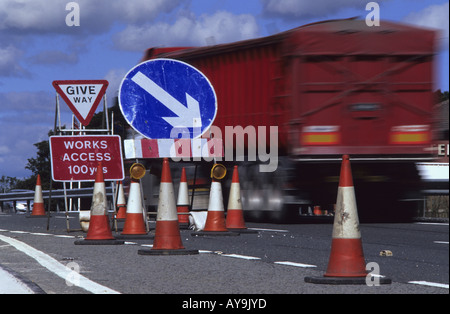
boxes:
[1,99,128,192]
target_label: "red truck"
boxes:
[131,18,437,222]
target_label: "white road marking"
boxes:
[0,234,120,294]
[248,228,289,233]
[415,222,449,226]
[54,235,76,238]
[433,241,449,244]
[274,261,317,268]
[221,254,261,260]
[408,281,449,289]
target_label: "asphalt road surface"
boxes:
[0,212,448,299]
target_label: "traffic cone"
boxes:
[313,205,322,216]
[176,168,190,229]
[75,163,124,245]
[138,158,198,255]
[305,155,391,284]
[118,178,153,239]
[28,175,46,217]
[116,181,127,220]
[226,166,257,233]
[191,177,239,237]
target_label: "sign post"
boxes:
[49,79,124,232]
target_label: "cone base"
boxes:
[115,234,154,240]
[227,228,258,234]
[74,239,124,245]
[138,248,199,256]
[191,231,240,237]
[304,276,392,285]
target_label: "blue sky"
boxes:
[0,0,448,178]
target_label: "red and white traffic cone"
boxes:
[176,167,190,229]
[119,178,153,239]
[75,163,123,245]
[192,177,239,237]
[305,155,391,284]
[28,174,46,217]
[138,158,198,255]
[226,166,257,233]
[116,181,127,220]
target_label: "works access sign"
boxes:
[52,80,109,125]
[50,135,124,182]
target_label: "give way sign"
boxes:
[52,80,109,126]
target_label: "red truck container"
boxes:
[137,19,437,222]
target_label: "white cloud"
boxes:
[260,0,367,19]
[0,45,29,77]
[0,0,185,35]
[0,0,186,77]
[403,2,449,50]
[114,10,260,51]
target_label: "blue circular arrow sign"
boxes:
[119,58,217,139]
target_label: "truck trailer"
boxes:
[123,18,438,222]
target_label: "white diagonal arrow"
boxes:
[131,71,202,128]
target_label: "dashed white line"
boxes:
[248,228,289,233]
[221,254,261,260]
[274,261,317,268]
[54,235,76,238]
[4,227,449,292]
[415,222,449,226]
[408,281,449,289]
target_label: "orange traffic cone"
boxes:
[226,166,257,233]
[191,177,239,237]
[118,178,153,239]
[176,168,190,229]
[313,205,322,216]
[138,158,198,255]
[305,155,391,284]
[28,174,46,217]
[75,163,123,245]
[116,181,127,220]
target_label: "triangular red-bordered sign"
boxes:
[52,80,109,126]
